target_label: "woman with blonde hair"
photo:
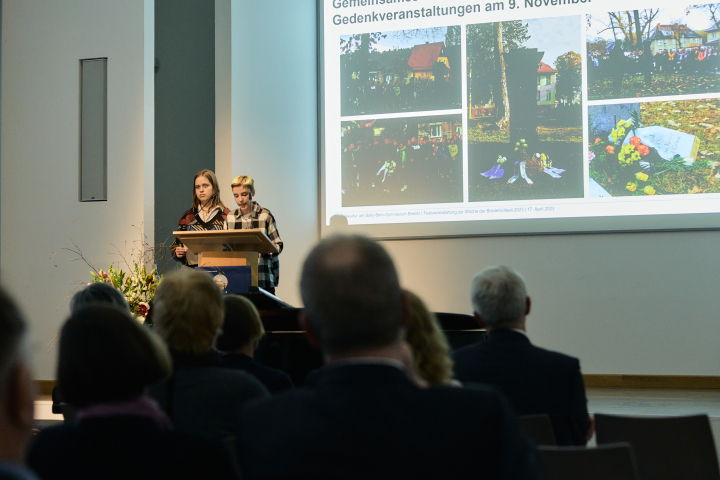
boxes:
[171,170,229,268]
[148,270,268,441]
[404,290,455,386]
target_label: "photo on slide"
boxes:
[466,16,584,202]
[588,98,720,197]
[340,26,462,117]
[587,5,720,101]
[340,115,463,207]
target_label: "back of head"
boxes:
[0,287,34,463]
[215,295,264,353]
[57,305,171,409]
[0,287,28,406]
[152,269,223,355]
[70,282,130,315]
[404,290,453,385]
[471,265,527,329]
[300,235,403,355]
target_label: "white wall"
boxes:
[1,0,151,379]
[231,0,319,306]
[382,229,720,375]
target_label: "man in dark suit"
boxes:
[453,265,593,446]
[237,236,539,480]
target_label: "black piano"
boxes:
[247,289,486,386]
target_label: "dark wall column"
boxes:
[155,0,215,272]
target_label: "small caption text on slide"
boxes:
[331,0,592,25]
[342,205,557,220]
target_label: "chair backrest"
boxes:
[595,413,720,480]
[518,414,557,446]
[539,442,640,480]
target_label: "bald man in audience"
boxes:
[0,287,39,480]
[453,265,594,446]
[237,235,539,480]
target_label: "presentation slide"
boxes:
[320,0,720,238]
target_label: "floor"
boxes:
[587,388,720,417]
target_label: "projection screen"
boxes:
[319,0,720,238]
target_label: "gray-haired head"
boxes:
[300,235,403,356]
[70,282,130,315]
[471,265,528,329]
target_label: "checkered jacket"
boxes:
[226,202,283,290]
[171,207,230,267]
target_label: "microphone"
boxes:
[193,191,222,227]
[197,191,219,213]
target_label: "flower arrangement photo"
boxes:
[588,101,720,197]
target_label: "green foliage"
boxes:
[446,25,461,46]
[363,48,412,79]
[466,21,529,106]
[340,33,386,84]
[654,156,696,175]
[589,73,720,101]
[91,264,161,319]
[554,51,582,105]
[340,33,385,55]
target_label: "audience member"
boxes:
[215,295,293,394]
[453,265,593,445]
[69,282,129,315]
[55,282,132,422]
[27,305,238,480]
[0,287,38,480]
[149,270,268,440]
[404,289,455,386]
[236,235,539,479]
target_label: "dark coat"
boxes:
[218,354,293,394]
[148,351,269,441]
[237,363,540,480]
[27,416,238,480]
[453,329,591,446]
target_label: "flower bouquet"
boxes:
[52,225,168,324]
[89,263,159,322]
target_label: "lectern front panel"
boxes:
[198,251,258,286]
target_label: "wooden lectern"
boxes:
[173,229,279,287]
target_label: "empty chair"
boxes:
[539,443,639,480]
[595,413,720,480]
[518,414,556,446]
